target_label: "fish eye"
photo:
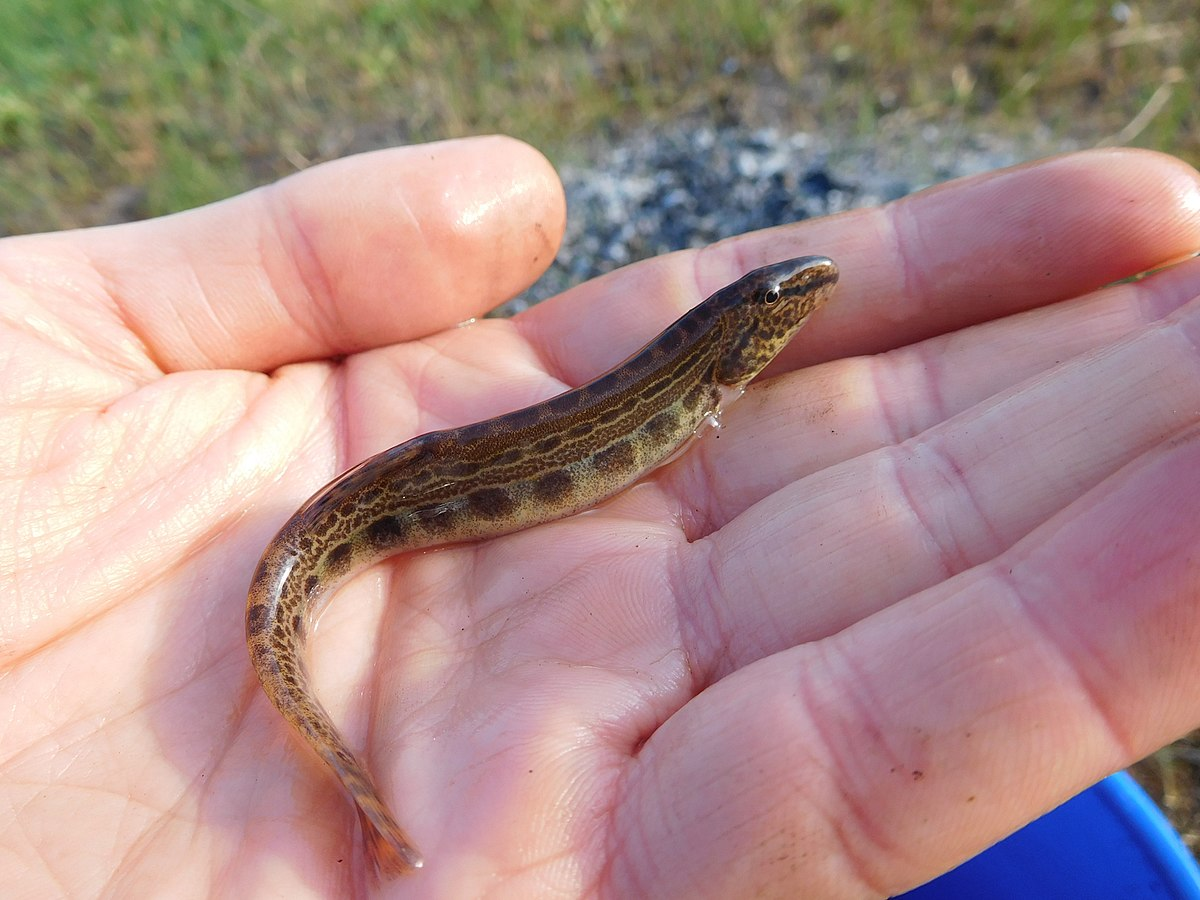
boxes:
[764,286,781,304]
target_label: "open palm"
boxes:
[5,137,1200,899]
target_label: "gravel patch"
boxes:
[504,122,1078,313]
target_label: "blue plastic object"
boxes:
[896,773,1200,899]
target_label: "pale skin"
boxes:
[3,137,1200,900]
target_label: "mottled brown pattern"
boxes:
[491,447,524,466]
[443,460,479,479]
[245,256,838,877]
[246,602,268,636]
[532,434,563,453]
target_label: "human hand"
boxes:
[4,138,1200,898]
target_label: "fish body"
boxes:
[246,256,839,874]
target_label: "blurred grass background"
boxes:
[0,0,1196,234]
[2,0,1199,861]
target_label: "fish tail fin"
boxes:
[356,791,424,876]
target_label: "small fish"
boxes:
[246,256,839,874]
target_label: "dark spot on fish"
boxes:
[250,563,272,592]
[657,325,685,353]
[304,574,320,595]
[246,603,269,636]
[324,542,352,574]
[492,448,523,466]
[444,461,478,479]
[291,612,305,640]
[547,393,579,415]
[532,469,573,503]
[503,406,540,430]
[683,383,708,411]
[533,435,563,454]
[592,440,636,473]
[366,516,409,547]
[468,487,515,519]
[644,409,680,439]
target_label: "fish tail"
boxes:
[324,741,424,875]
[282,657,425,876]
[355,791,425,876]
[248,539,423,876]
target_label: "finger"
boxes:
[612,426,1200,898]
[669,254,1200,534]
[677,276,1200,677]
[7,136,565,373]
[802,147,1200,362]
[519,149,1200,386]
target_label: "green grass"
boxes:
[0,0,1196,234]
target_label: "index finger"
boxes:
[6,136,565,374]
